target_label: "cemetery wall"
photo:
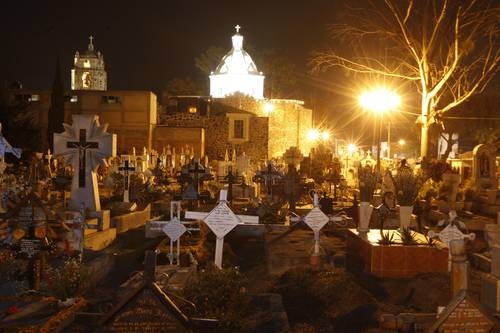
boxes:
[154,126,205,157]
[267,100,313,158]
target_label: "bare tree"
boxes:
[312,0,499,158]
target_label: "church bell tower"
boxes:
[71,36,107,91]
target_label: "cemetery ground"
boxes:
[63,222,464,332]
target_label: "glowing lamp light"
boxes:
[264,102,275,115]
[359,88,400,114]
[347,144,357,154]
[321,131,330,140]
[307,129,320,141]
[398,139,406,146]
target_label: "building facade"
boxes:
[71,36,107,91]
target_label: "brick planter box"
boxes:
[346,229,448,278]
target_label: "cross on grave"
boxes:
[428,210,475,271]
[290,191,348,256]
[118,159,136,203]
[253,161,283,202]
[185,189,259,268]
[53,114,116,211]
[222,166,242,203]
[66,129,99,187]
[146,201,195,265]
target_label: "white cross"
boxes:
[53,115,116,211]
[235,24,241,33]
[146,201,197,265]
[185,189,258,268]
[289,192,346,255]
[428,210,475,270]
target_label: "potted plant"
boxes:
[357,165,379,233]
[393,170,421,229]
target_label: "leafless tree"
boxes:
[312,0,499,158]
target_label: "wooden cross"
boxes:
[185,190,258,268]
[66,129,98,188]
[118,159,136,203]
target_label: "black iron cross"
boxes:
[66,129,98,187]
[188,159,206,193]
[118,160,136,190]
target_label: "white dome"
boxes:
[214,34,260,75]
[210,25,265,100]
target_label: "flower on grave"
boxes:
[393,170,422,206]
[44,258,89,300]
[6,305,19,315]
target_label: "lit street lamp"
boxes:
[359,88,400,172]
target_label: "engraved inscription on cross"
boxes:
[53,115,116,211]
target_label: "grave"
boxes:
[9,192,51,290]
[346,229,449,278]
[99,251,216,332]
[53,114,117,250]
[427,290,498,332]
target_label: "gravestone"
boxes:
[118,159,136,203]
[11,192,50,290]
[472,144,497,191]
[283,164,302,212]
[53,115,116,212]
[428,290,497,332]
[442,172,462,204]
[236,152,251,182]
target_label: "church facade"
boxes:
[71,36,107,91]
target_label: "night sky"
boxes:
[0,0,340,95]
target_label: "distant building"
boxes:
[4,88,156,154]
[209,25,265,100]
[71,36,107,91]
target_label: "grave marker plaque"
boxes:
[428,290,497,332]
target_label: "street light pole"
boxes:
[376,116,382,173]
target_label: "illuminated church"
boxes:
[209,25,265,99]
[71,36,107,91]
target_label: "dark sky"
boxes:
[0,0,341,95]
